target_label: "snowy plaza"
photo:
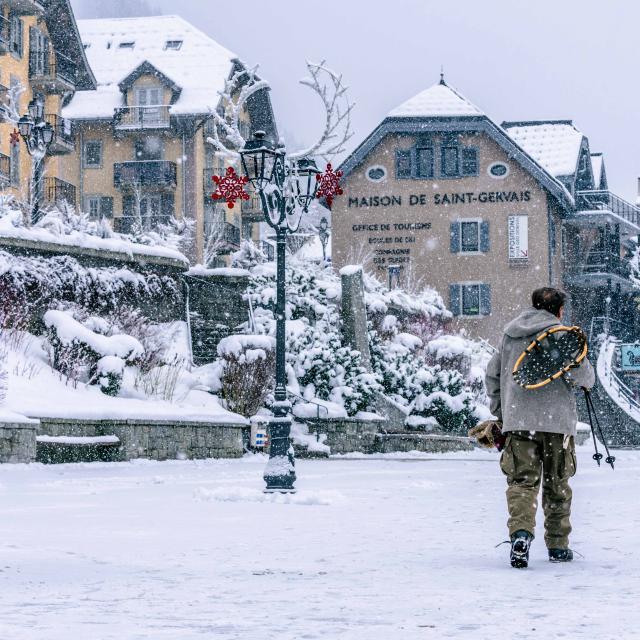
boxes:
[0,447,636,640]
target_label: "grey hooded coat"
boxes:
[485,308,595,436]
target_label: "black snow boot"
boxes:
[548,548,573,563]
[510,530,533,569]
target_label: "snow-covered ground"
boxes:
[0,446,636,640]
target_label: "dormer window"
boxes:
[119,42,135,49]
[164,40,183,50]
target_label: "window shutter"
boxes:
[395,149,412,178]
[480,221,490,252]
[100,197,114,218]
[461,148,478,175]
[161,193,175,224]
[11,17,23,57]
[449,284,461,316]
[480,284,491,316]
[450,222,460,253]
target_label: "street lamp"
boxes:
[318,216,330,263]
[18,99,55,223]
[240,131,320,492]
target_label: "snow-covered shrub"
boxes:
[231,240,266,270]
[290,316,381,416]
[0,343,7,405]
[44,310,143,392]
[410,366,476,435]
[217,335,276,417]
[96,356,125,396]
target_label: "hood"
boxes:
[504,308,560,339]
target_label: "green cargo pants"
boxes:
[500,430,577,549]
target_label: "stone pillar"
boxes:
[0,422,38,463]
[340,265,371,370]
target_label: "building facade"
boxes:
[60,16,277,264]
[0,0,95,208]
[332,79,639,345]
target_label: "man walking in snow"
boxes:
[485,287,595,568]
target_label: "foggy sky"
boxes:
[70,0,639,201]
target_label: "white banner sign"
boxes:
[508,215,529,259]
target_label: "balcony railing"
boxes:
[0,15,10,54]
[44,177,76,208]
[45,114,74,152]
[114,161,177,189]
[575,190,640,228]
[0,152,10,184]
[114,106,171,130]
[578,250,632,278]
[29,48,76,90]
[7,0,45,14]
[220,222,241,247]
[261,241,275,261]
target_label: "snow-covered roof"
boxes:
[63,15,237,119]
[501,120,584,178]
[591,153,604,188]
[388,80,484,118]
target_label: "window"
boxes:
[395,149,412,178]
[488,162,509,178]
[449,283,491,316]
[164,40,183,50]
[450,220,489,253]
[416,147,434,178]
[461,221,479,252]
[366,165,387,182]
[119,42,135,49]
[441,145,459,177]
[140,194,162,230]
[135,136,163,160]
[83,140,102,168]
[461,148,478,176]
[10,15,22,57]
[85,196,113,219]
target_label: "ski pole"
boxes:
[584,389,615,470]
[583,387,602,466]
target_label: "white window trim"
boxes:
[83,140,103,169]
[457,217,483,255]
[366,165,387,183]
[487,161,510,179]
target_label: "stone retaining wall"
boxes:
[37,418,245,461]
[375,433,474,454]
[0,423,38,463]
[303,417,385,454]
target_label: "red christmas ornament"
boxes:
[211,166,250,209]
[9,129,20,147]
[316,163,344,207]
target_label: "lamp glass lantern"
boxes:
[18,115,34,138]
[42,122,54,145]
[290,157,320,213]
[240,130,281,193]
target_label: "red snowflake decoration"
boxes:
[9,129,21,147]
[316,163,344,207]
[211,166,250,209]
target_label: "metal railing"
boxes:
[599,337,640,415]
[114,160,177,188]
[241,193,262,214]
[221,221,240,247]
[114,105,171,130]
[45,113,74,148]
[0,15,10,53]
[29,48,76,87]
[261,241,275,261]
[0,152,10,183]
[44,177,76,208]
[573,250,632,278]
[576,190,640,227]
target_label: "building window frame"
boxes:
[441,144,460,177]
[9,14,23,59]
[415,146,435,178]
[450,282,492,317]
[85,195,113,219]
[83,140,103,168]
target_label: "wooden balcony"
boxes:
[114,161,177,190]
[114,106,171,131]
[45,114,74,154]
[29,48,76,93]
[45,177,76,209]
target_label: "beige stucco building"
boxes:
[333,79,640,345]
[59,15,277,264]
[0,0,95,207]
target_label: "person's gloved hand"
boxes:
[468,420,505,451]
